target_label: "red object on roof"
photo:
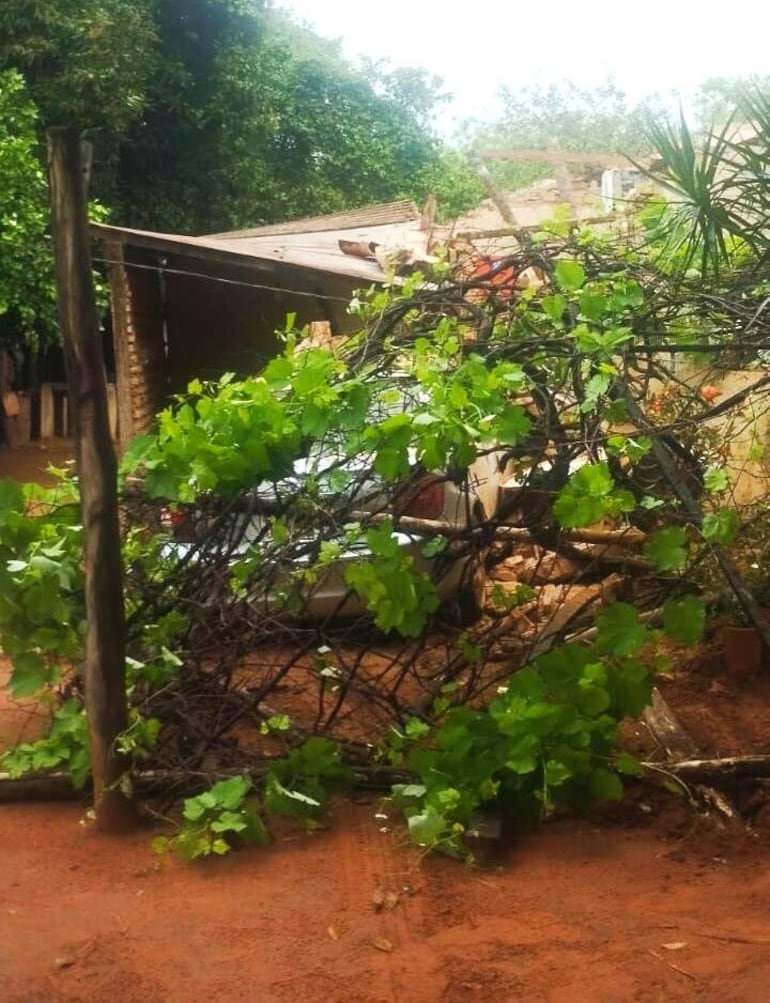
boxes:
[467,255,518,300]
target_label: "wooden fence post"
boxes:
[47,127,135,833]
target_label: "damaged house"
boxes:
[92,200,445,444]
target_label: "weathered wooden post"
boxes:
[47,127,135,832]
[468,150,520,227]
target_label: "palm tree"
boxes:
[642,89,770,276]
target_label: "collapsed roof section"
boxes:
[90,200,439,286]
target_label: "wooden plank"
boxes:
[105,241,135,445]
[16,393,31,445]
[477,148,634,168]
[457,216,615,240]
[39,383,55,439]
[106,383,118,440]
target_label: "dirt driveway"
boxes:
[2,793,769,1003]
[0,439,74,486]
[2,441,770,1002]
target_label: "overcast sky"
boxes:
[277,0,770,134]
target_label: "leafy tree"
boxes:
[0,0,479,234]
[0,70,111,369]
[117,6,478,231]
[1,225,720,854]
[113,0,279,231]
[0,71,57,368]
[463,78,664,193]
[0,0,157,138]
[694,75,770,127]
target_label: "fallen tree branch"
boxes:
[620,379,770,648]
[645,755,770,782]
[3,749,770,805]
[0,762,411,804]
[356,511,647,547]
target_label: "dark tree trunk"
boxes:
[48,127,136,833]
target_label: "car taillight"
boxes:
[398,477,445,520]
[161,505,198,542]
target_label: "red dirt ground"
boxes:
[2,794,769,1003]
[0,439,75,486]
[3,645,770,1003]
[3,444,770,1001]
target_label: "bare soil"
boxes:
[1,794,769,1003]
[2,645,770,1003]
[0,439,75,486]
[3,443,770,1001]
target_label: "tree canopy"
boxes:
[0,0,479,234]
[0,70,57,364]
[461,78,666,192]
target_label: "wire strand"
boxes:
[92,255,359,304]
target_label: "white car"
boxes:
[165,380,507,626]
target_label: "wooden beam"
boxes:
[477,148,634,168]
[456,216,615,240]
[468,151,519,227]
[48,128,135,833]
[39,383,54,439]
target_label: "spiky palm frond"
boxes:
[642,94,770,275]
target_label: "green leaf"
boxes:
[577,683,611,716]
[606,659,653,718]
[702,509,739,545]
[0,478,24,518]
[327,468,352,493]
[544,759,572,786]
[407,807,449,847]
[605,399,630,423]
[394,783,427,799]
[595,603,649,657]
[662,595,706,645]
[644,526,688,572]
[243,811,271,847]
[589,767,624,801]
[541,293,567,322]
[554,260,586,292]
[263,714,291,733]
[422,536,448,558]
[497,405,531,444]
[151,836,170,856]
[270,780,321,807]
[182,798,209,822]
[614,752,643,777]
[606,435,651,463]
[580,372,611,413]
[209,775,252,810]
[578,290,607,320]
[405,718,431,739]
[704,468,729,494]
[210,811,248,834]
[553,462,634,528]
[9,652,52,697]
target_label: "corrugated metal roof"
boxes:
[90,221,392,283]
[206,200,421,239]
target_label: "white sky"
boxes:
[277,0,770,135]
